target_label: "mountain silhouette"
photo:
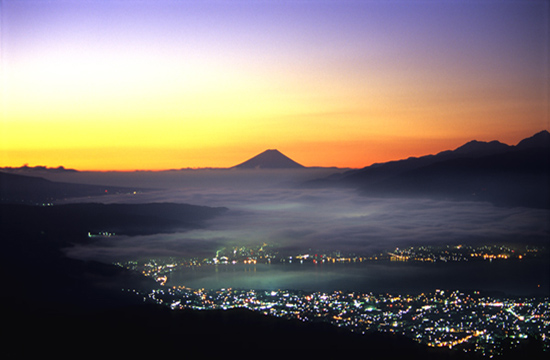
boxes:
[516,130,550,149]
[452,139,510,156]
[233,149,305,169]
[0,171,147,204]
[309,130,550,209]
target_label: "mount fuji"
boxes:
[233,149,305,169]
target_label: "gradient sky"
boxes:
[1,0,548,170]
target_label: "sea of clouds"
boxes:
[59,170,549,264]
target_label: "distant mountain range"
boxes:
[1,149,309,172]
[310,130,550,209]
[233,149,305,169]
[0,171,143,204]
[2,131,549,208]
[0,165,78,173]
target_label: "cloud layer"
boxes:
[64,183,549,263]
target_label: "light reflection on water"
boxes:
[166,259,550,296]
[58,185,550,297]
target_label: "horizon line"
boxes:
[1,129,548,172]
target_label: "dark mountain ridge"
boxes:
[347,130,549,181]
[309,130,550,208]
[0,171,147,204]
[517,130,550,149]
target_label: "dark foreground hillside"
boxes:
[5,283,545,359]
[0,224,473,358]
[0,204,546,358]
[3,302,482,358]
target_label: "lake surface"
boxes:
[166,259,549,296]
[60,183,550,298]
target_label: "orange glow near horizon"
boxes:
[1,1,548,171]
[0,130,544,172]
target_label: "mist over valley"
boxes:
[3,134,547,296]
[2,133,549,357]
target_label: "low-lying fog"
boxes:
[54,169,549,294]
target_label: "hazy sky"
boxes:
[1,0,548,170]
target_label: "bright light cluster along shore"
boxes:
[1,0,548,170]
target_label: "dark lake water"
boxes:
[166,258,549,296]
[60,187,550,298]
